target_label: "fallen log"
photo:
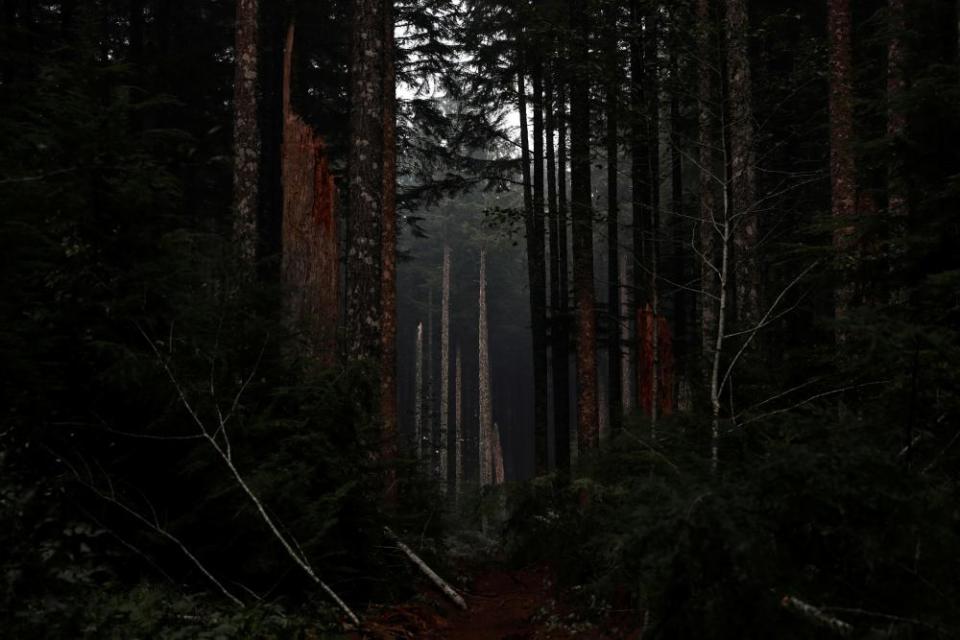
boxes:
[781,595,854,636]
[384,526,468,610]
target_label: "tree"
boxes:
[697,0,719,382]
[886,0,907,219]
[604,0,623,434]
[415,321,424,459]
[569,0,598,451]
[553,58,572,470]
[530,29,549,473]
[232,0,260,267]
[439,244,451,492]
[478,248,493,487]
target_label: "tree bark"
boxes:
[415,321,423,459]
[569,0,598,452]
[347,0,384,360]
[886,0,907,219]
[697,0,719,384]
[829,0,857,329]
[380,0,398,500]
[455,347,462,500]
[478,249,493,487]
[604,0,622,434]
[554,75,572,470]
[630,0,648,412]
[232,0,260,267]
[726,0,759,327]
[281,24,338,367]
[645,8,661,434]
[439,245,451,493]
[531,48,549,473]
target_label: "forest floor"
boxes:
[355,561,643,639]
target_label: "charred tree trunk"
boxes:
[604,0,622,434]
[829,0,857,329]
[726,0,759,327]
[281,24,338,366]
[233,0,260,267]
[554,75,572,470]
[569,0,598,451]
[346,0,384,360]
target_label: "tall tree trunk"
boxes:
[554,76,572,470]
[886,0,907,219]
[670,34,688,406]
[698,0,719,386]
[281,24,338,366]
[646,8,661,434]
[232,0,260,267]
[426,288,434,465]
[726,0,759,327]
[478,249,493,487]
[630,0,648,412]
[620,254,632,412]
[415,321,423,460]
[604,0,622,434]
[546,47,563,465]
[829,0,857,329]
[455,347,462,499]
[531,48,549,473]
[439,245,451,493]
[569,0,598,451]
[380,0,398,500]
[347,0,384,360]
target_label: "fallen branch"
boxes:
[781,595,853,636]
[384,526,468,610]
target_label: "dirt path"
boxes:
[357,564,620,639]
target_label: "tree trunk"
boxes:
[605,0,622,434]
[439,245,451,493]
[646,8,661,434]
[726,0,759,327]
[630,0,648,412]
[232,0,260,267]
[620,254,632,412]
[886,0,907,219]
[478,249,493,487]
[426,288,434,464]
[829,0,857,329]
[281,24,338,367]
[380,0,398,500]
[698,0,719,385]
[531,49,549,473]
[455,347,462,500]
[545,47,565,468]
[670,36,688,406]
[347,0,384,360]
[554,75,572,470]
[415,321,423,459]
[569,0,598,451]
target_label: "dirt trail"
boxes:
[357,564,623,639]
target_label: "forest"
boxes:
[1,0,959,638]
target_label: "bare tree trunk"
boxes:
[531,49,549,473]
[346,0,384,360]
[569,0,598,451]
[426,288,434,464]
[605,0,623,434]
[439,245,451,493]
[492,423,505,485]
[646,8,661,435]
[546,47,566,464]
[455,347,462,499]
[726,0,759,327]
[670,32,689,405]
[620,254,632,413]
[281,24,338,367]
[415,321,423,459]
[829,0,857,330]
[710,179,732,474]
[232,0,260,267]
[697,0,718,384]
[554,75,572,470]
[630,0,647,412]
[380,0,398,499]
[886,0,907,219]
[478,250,493,487]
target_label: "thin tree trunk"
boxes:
[478,250,493,487]
[554,75,572,470]
[698,0,719,385]
[605,0,622,434]
[886,0,907,219]
[546,47,566,467]
[232,0,260,267]
[426,288,434,464]
[347,0,384,360]
[646,8,661,434]
[569,0,599,451]
[829,0,857,331]
[439,245,451,493]
[415,321,423,459]
[531,49,549,473]
[380,0,398,499]
[455,347,462,499]
[670,37,688,405]
[630,0,648,412]
[620,254,632,412]
[281,24,338,367]
[726,0,759,327]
